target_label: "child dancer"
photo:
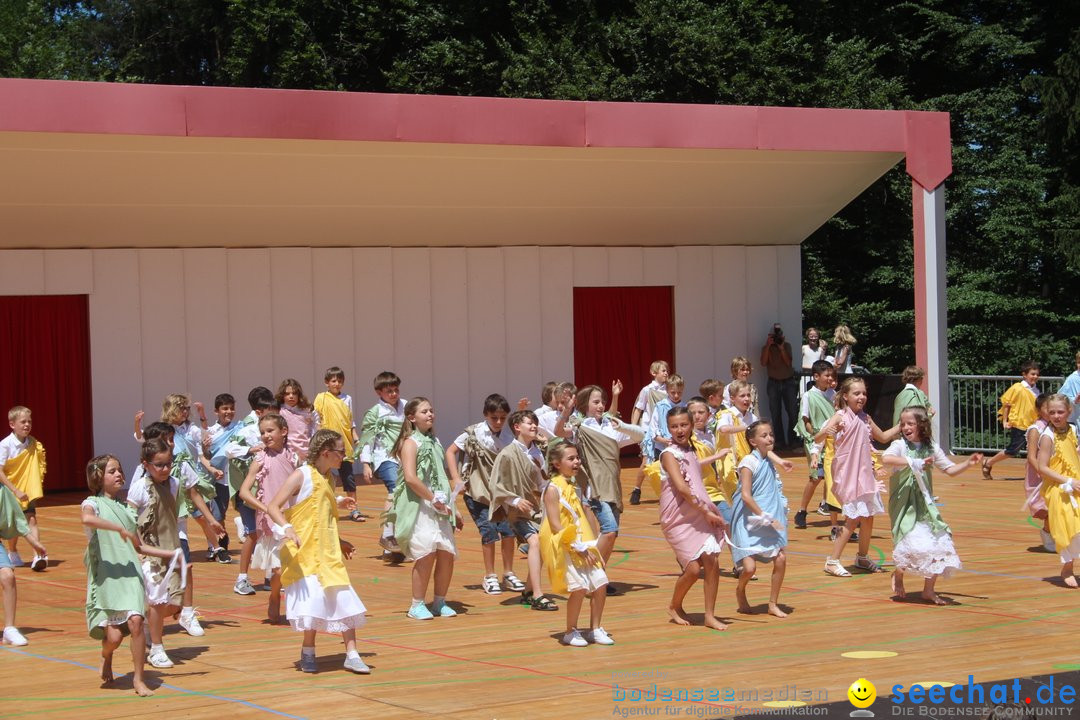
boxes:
[731,421,789,618]
[0,483,46,645]
[892,366,935,425]
[816,378,898,577]
[629,361,670,505]
[276,379,316,462]
[358,372,407,554]
[127,439,194,668]
[722,357,761,416]
[446,394,523,594]
[1036,394,1080,588]
[313,367,361,519]
[793,361,838,529]
[555,384,645,567]
[0,406,47,570]
[650,374,686,455]
[83,454,170,696]
[239,414,298,622]
[658,407,727,631]
[489,410,557,611]
[266,430,369,673]
[1025,395,1053,551]
[206,393,241,562]
[388,398,462,619]
[540,442,612,646]
[984,361,1040,479]
[882,407,982,604]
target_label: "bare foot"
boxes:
[735,587,752,613]
[921,592,947,605]
[667,605,691,626]
[768,603,788,618]
[703,615,728,631]
[1063,574,1079,589]
[99,652,115,687]
[133,680,154,697]
[891,571,905,597]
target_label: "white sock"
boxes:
[151,643,164,653]
[301,646,315,657]
[411,598,425,608]
[237,573,247,582]
[181,606,193,617]
[345,649,360,660]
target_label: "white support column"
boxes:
[915,183,950,449]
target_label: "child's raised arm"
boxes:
[870,419,900,444]
[133,410,145,442]
[609,380,623,415]
[942,453,982,477]
[238,458,266,514]
[553,402,575,441]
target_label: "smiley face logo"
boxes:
[848,678,877,708]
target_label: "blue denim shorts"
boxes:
[372,460,399,493]
[179,537,191,564]
[714,500,733,526]
[511,518,538,542]
[588,498,621,534]
[464,494,513,544]
[0,544,13,570]
[234,496,257,535]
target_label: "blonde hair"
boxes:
[391,398,432,459]
[833,325,857,347]
[729,379,751,396]
[546,441,580,478]
[308,429,343,463]
[730,356,752,377]
[161,393,190,425]
[7,406,30,422]
[86,454,122,494]
[666,374,685,390]
[650,360,670,375]
[698,379,724,400]
[836,377,867,409]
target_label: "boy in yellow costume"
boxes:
[984,361,1041,479]
[0,407,47,571]
[313,367,362,518]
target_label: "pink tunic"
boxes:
[659,445,723,567]
[279,405,315,462]
[831,407,876,505]
[1025,419,1049,519]
[255,448,298,537]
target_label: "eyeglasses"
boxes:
[148,462,171,470]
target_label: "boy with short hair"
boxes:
[446,394,522,594]
[793,361,838,529]
[489,410,556,611]
[628,361,670,505]
[983,361,1041,479]
[0,407,47,571]
[538,382,576,442]
[223,387,277,595]
[649,374,687,454]
[313,367,361,514]
[205,393,240,563]
[892,365,935,426]
[358,371,407,551]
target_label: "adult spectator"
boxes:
[801,328,828,392]
[760,324,799,449]
[831,325,857,374]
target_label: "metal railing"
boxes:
[949,374,1065,453]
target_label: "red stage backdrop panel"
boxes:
[573,286,675,440]
[0,295,94,494]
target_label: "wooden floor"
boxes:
[0,456,1074,719]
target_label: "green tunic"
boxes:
[387,432,454,550]
[84,495,146,639]
[893,386,931,426]
[0,485,29,539]
[887,441,950,545]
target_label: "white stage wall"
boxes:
[0,245,801,474]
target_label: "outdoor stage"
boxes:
[0,456,1072,719]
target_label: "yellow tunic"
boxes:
[280,466,350,589]
[1000,382,1038,431]
[1040,426,1080,555]
[3,438,46,510]
[313,392,355,457]
[716,409,751,505]
[821,436,841,509]
[539,474,603,594]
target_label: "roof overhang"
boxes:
[0,79,950,249]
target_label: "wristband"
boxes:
[272,523,293,541]
[335,495,346,503]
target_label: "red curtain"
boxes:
[573,286,675,429]
[0,295,94,494]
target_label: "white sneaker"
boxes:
[561,629,588,647]
[7,551,23,567]
[148,647,174,668]
[233,517,247,542]
[2,627,28,646]
[30,555,47,572]
[589,627,615,646]
[178,608,205,637]
[234,577,256,595]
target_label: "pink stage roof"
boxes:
[0,79,950,249]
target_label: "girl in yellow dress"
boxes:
[539,442,611,647]
[1035,394,1080,588]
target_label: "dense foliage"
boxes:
[2,0,1077,375]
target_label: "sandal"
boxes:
[981,460,992,480]
[854,554,885,573]
[824,558,852,577]
[503,572,526,592]
[350,510,366,523]
[529,594,559,611]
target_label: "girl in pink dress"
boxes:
[658,407,727,631]
[276,379,316,462]
[815,377,897,577]
[239,413,298,622]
